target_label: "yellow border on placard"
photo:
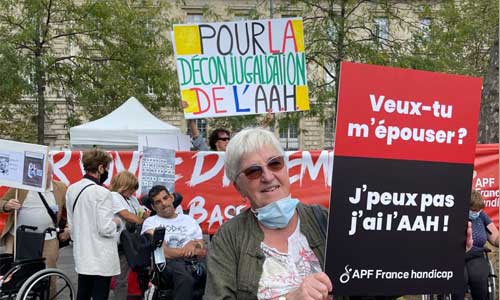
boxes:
[174,25,202,55]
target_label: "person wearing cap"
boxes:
[141,185,206,300]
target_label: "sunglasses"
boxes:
[238,156,285,180]
[217,137,230,142]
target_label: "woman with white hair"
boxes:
[204,127,332,300]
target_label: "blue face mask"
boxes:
[469,210,481,220]
[253,195,299,229]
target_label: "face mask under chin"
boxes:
[253,195,299,229]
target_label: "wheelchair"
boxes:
[120,224,205,300]
[146,252,205,300]
[422,248,497,300]
[0,225,75,300]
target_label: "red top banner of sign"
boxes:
[0,147,496,234]
[335,62,482,164]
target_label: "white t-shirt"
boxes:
[12,187,57,240]
[111,192,144,242]
[141,214,202,248]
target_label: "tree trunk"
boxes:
[35,13,46,146]
[35,53,46,145]
[477,28,499,143]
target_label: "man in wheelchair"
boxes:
[141,185,206,300]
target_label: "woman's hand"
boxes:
[4,199,21,212]
[286,272,332,300]
[466,221,473,252]
[59,226,71,241]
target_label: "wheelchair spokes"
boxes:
[14,268,74,300]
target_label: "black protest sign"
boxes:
[325,62,482,295]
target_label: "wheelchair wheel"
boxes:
[486,258,497,300]
[15,268,75,300]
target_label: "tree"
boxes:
[0,43,36,141]
[0,0,180,144]
[185,1,404,132]
[397,0,498,142]
[277,0,413,122]
[477,29,498,143]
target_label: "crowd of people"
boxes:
[0,125,495,300]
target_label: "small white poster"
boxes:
[0,139,49,192]
[139,146,176,196]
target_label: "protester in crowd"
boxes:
[188,113,273,152]
[188,119,230,151]
[141,185,206,300]
[66,149,121,300]
[204,127,332,300]
[110,170,150,300]
[0,163,69,296]
[452,190,499,300]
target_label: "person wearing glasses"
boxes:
[187,113,273,152]
[204,127,332,300]
[188,119,230,151]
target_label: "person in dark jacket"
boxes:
[204,127,332,300]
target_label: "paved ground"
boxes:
[59,245,121,300]
[57,245,78,299]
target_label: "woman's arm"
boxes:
[117,209,143,224]
[486,223,499,247]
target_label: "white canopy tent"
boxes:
[70,97,183,150]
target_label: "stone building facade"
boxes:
[41,0,425,150]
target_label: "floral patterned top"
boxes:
[257,219,322,300]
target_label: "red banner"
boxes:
[0,146,497,234]
[472,144,499,226]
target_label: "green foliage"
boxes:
[395,0,498,77]
[0,43,36,142]
[277,0,497,131]
[0,0,180,142]
[0,0,496,143]
[58,0,180,121]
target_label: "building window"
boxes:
[374,17,389,45]
[196,119,207,139]
[234,15,248,21]
[279,123,299,150]
[146,78,155,97]
[186,13,204,24]
[419,18,431,39]
[324,117,335,149]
